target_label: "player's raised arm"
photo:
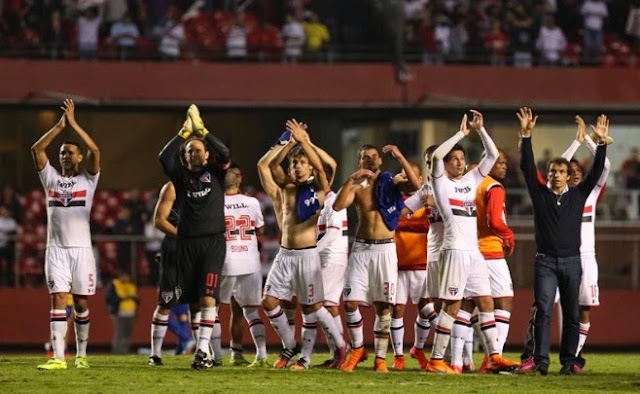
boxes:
[471,110,498,178]
[382,144,421,191]
[310,142,338,187]
[257,143,287,201]
[579,115,609,196]
[187,104,230,169]
[153,182,178,237]
[31,109,67,171]
[269,132,296,187]
[333,169,373,211]
[432,114,470,178]
[61,99,101,175]
[286,118,329,193]
[517,107,543,191]
[159,114,193,180]
[561,116,587,161]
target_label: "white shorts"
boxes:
[579,254,599,306]
[396,269,427,305]
[45,246,97,295]
[421,259,440,299]
[486,258,514,298]
[343,241,398,306]
[321,254,348,307]
[264,247,324,305]
[219,271,263,307]
[438,249,491,301]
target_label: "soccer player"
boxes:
[425,110,518,374]
[158,104,230,369]
[389,163,429,370]
[403,145,441,370]
[334,144,421,373]
[257,120,346,370]
[315,163,349,368]
[33,99,100,370]
[472,147,516,372]
[517,108,608,375]
[211,163,269,367]
[148,181,189,366]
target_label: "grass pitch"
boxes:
[1,352,639,393]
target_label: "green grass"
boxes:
[1,352,639,393]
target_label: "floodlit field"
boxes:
[2,352,639,393]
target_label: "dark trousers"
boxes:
[530,254,583,368]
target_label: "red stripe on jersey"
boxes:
[449,199,465,207]
[318,224,327,231]
[342,221,348,228]
[584,205,593,214]
[49,190,87,198]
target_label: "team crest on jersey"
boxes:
[463,199,475,215]
[200,172,211,183]
[448,285,459,296]
[161,291,174,304]
[343,285,351,296]
[47,280,55,290]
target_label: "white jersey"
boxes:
[317,191,349,261]
[223,193,264,276]
[404,182,444,258]
[431,129,497,251]
[561,136,610,256]
[38,162,99,248]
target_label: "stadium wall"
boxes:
[2,59,640,108]
[2,287,638,348]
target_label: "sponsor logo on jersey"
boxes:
[455,186,472,194]
[200,172,211,183]
[48,280,55,290]
[57,180,77,188]
[187,187,211,198]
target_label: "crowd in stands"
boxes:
[1,0,640,66]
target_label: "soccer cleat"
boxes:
[74,356,90,369]
[247,358,269,368]
[451,365,463,374]
[317,359,334,368]
[187,104,208,136]
[37,358,67,370]
[463,361,475,372]
[409,346,429,370]
[230,354,250,366]
[486,354,520,373]
[425,359,460,374]
[560,364,585,375]
[392,356,405,370]
[191,349,213,370]
[330,346,348,369]
[148,356,163,366]
[211,359,224,367]
[478,356,490,374]
[340,346,368,372]
[273,345,300,369]
[516,357,548,376]
[374,357,389,373]
[290,358,310,370]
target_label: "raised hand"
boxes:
[61,99,77,126]
[285,119,309,143]
[574,115,586,143]
[468,109,484,131]
[382,144,403,159]
[516,107,538,137]
[590,114,610,144]
[55,113,67,129]
[459,114,470,136]
[349,168,375,182]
